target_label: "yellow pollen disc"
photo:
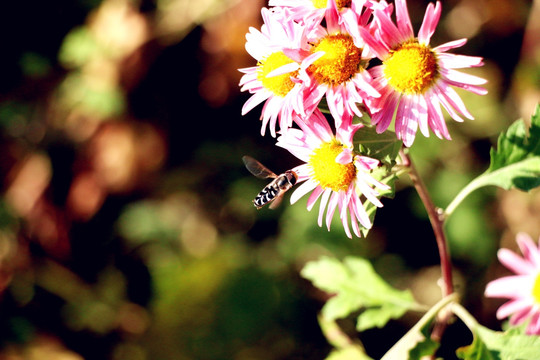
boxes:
[309,33,362,86]
[312,0,352,10]
[383,41,439,95]
[257,51,298,97]
[309,141,356,192]
[533,273,540,305]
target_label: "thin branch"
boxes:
[400,149,453,297]
[399,149,454,345]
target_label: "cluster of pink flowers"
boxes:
[239,0,486,237]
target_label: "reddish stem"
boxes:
[400,149,453,343]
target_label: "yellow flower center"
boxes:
[257,51,298,97]
[312,0,352,10]
[309,33,363,86]
[533,273,540,305]
[309,141,357,192]
[383,41,439,95]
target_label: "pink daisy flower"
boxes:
[485,233,540,335]
[239,7,310,137]
[360,0,488,146]
[297,0,380,129]
[269,0,371,26]
[276,109,390,238]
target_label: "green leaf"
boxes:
[488,104,540,178]
[356,304,408,331]
[446,104,540,216]
[457,325,540,360]
[355,126,403,166]
[409,336,440,360]
[456,329,500,360]
[407,319,440,360]
[453,303,540,360]
[318,315,374,360]
[325,346,373,360]
[352,125,401,237]
[301,256,420,330]
[380,294,457,360]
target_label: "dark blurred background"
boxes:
[0,0,538,359]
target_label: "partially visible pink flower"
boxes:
[269,0,372,26]
[485,233,540,335]
[360,0,487,146]
[239,7,310,137]
[276,109,389,238]
[296,0,380,129]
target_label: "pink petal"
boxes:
[355,156,379,171]
[509,305,535,326]
[415,95,430,138]
[298,108,333,143]
[374,6,404,46]
[351,194,371,229]
[449,82,488,96]
[432,84,467,122]
[373,90,399,132]
[317,189,332,227]
[356,178,383,207]
[418,1,441,45]
[336,148,353,164]
[325,192,340,230]
[306,184,324,211]
[326,88,346,128]
[261,96,281,137]
[485,275,533,298]
[301,51,326,70]
[290,179,317,204]
[395,0,413,39]
[498,248,536,275]
[355,70,381,98]
[396,97,419,147]
[339,200,353,239]
[242,90,270,116]
[441,84,474,119]
[291,164,313,180]
[336,122,362,146]
[325,0,341,33]
[341,11,363,48]
[350,210,361,238]
[265,62,301,78]
[516,232,540,268]
[495,298,532,320]
[356,168,390,191]
[425,92,451,140]
[437,53,485,69]
[526,312,540,335]
[358,26,390,60]
[433,38,467,53]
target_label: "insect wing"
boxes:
[268,191,285,209]
[242,155,277,179]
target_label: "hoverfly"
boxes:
[242,155,298,209]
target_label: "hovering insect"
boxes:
[242,155,298,209]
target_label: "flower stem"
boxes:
[444,175,483,218]
[400,149,453,296]
[400,149,454,343]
